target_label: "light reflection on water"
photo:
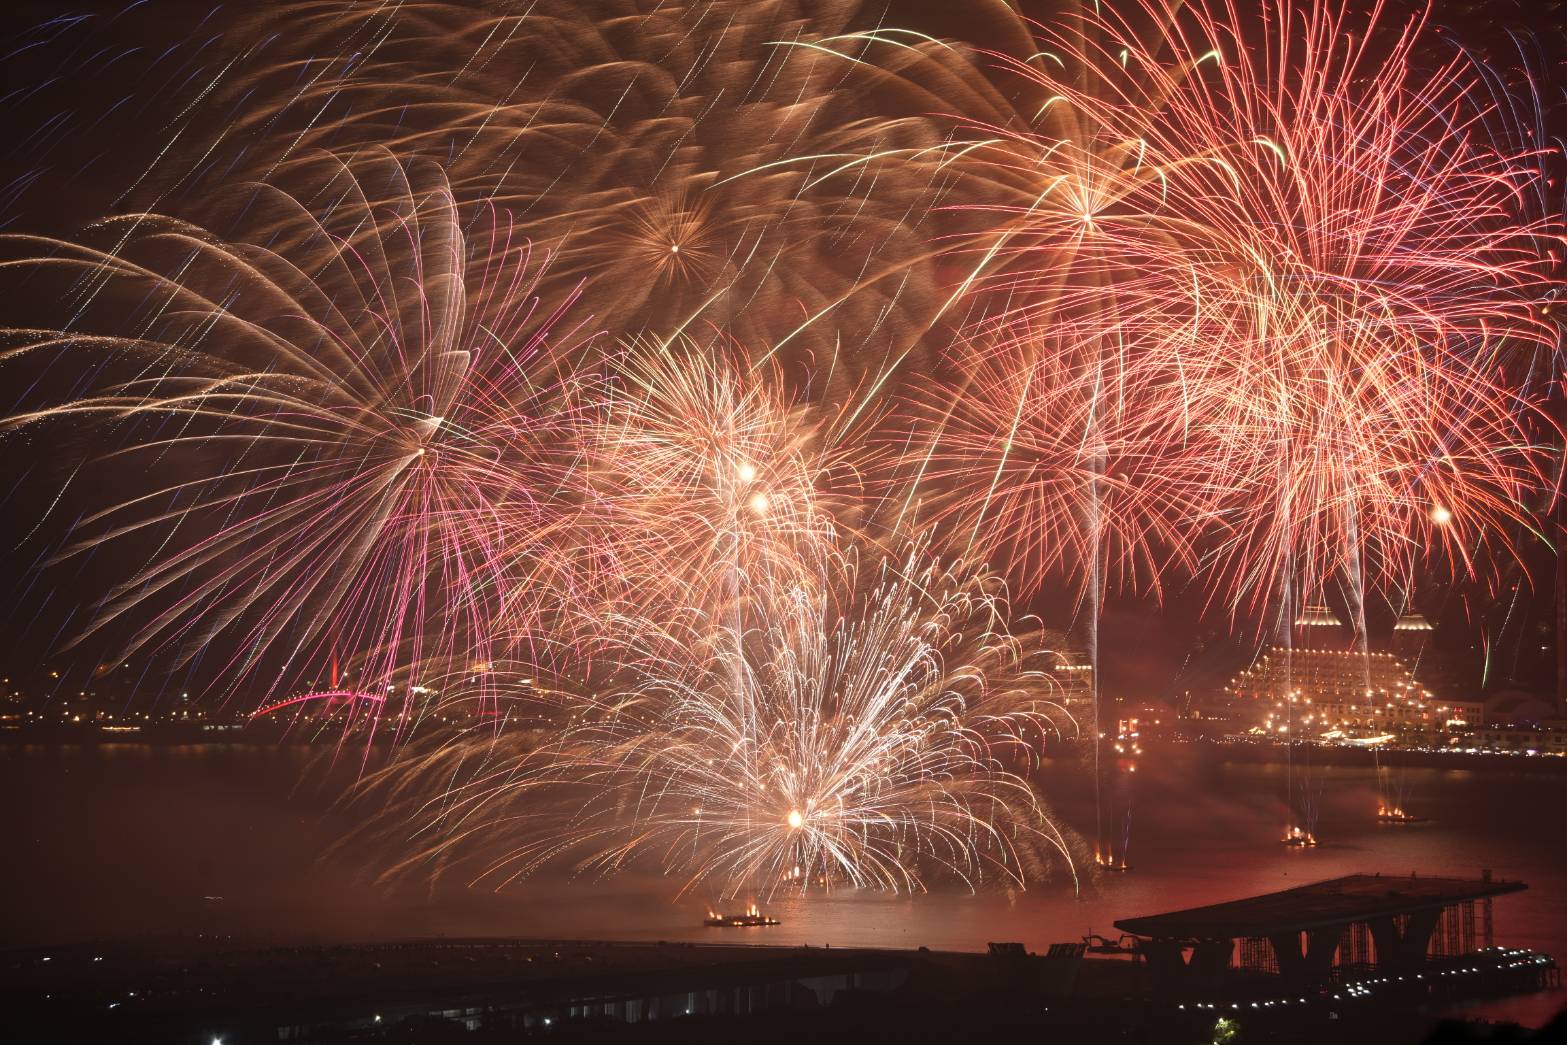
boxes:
[5,742,1564,1023]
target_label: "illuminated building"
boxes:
[1042,638,1094,718]
[1222,607,1447,744]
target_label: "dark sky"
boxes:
[0,0,1561,707]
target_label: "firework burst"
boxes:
[140,0,966,378]
[581,333,854,626]
[0,153,605,721]
[827,0,1561,611]
[355,547,1081,896]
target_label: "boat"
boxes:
[1281,825,1317,847]
[1376,806,1428,824]
[704,904,780,928]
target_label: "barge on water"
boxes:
[1376,806,1429,824]
[704,904,780,927]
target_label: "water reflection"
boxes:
[6,744,1564,978]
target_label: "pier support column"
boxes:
[1140,938,1189,982]
[1269,929,1341,983]
[1190,938,1234,983]
[1139,937,1233,991]
[1368,909,1442,971]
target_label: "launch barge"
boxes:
[704,904,781,927]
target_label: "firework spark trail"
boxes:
[143,0,965,380]
[353,546,1082,897]
[1168,258,1557,615]
[1072,0,1560,613]
[0,152,608,726]
[888,314,1205,601]
[814,0,1563,612]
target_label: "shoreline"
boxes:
[8,728,1567,774]
[1163,737,1567,773]
[6,934,1558,1042]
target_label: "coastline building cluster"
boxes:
[1194,608,1567,757]
[1,662,561,742]
[0,666,245,737]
